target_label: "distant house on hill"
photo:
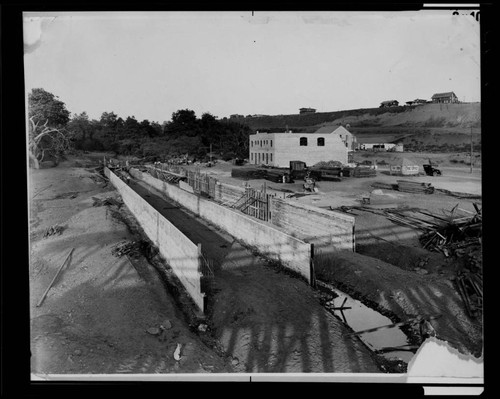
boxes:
[229,114,244,119]
[431,92,459,104]
[299,107,316,114]
[405,99,428,106]
[379,100,399,108]
[314,125,357,151]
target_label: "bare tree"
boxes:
[29,116,71,169]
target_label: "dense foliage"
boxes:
[67,107,252,160]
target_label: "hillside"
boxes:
[236,103,480,131]
[235,103,481,152]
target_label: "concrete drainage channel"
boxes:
[316,280,417,365]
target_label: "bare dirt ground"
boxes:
[184,155,483,359]
[29,156,232,375]
[29,150,483,377]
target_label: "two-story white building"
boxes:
[249,127,349,167]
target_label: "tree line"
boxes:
[28,88,252,167]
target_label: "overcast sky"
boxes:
[23,10,481,123]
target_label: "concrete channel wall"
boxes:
[129,168,313,283]
[270,198,355,252]
[105,168,206,312]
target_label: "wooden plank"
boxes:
[37,248,75,307]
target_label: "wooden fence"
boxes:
[145,163,275,223]
[231,186,275,222]
[186,170,217,198]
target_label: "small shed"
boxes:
[390,158,419,176]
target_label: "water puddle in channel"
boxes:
[322,284,416,363]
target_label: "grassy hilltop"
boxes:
[235,102,481,152]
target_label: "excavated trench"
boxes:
[109,168,428,371]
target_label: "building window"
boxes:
[300,137,308,146]
[270,153,273,162]
[317,137,325,146]
[270,140,273,147]
[251,153,253,161]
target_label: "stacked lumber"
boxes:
[397,180,434,194]
[264,169,291,182]
[371,182,397,190]
[231,167,268,179]
[350,167,376,178]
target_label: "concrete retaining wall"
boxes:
[270,198,355,252]
[105,168,205,312]
[130,168,313,283]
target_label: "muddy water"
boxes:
[323,285,415,363]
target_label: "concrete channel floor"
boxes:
[126,175,383,373]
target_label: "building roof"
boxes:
[313,125,352,135]
[431,92,456,99]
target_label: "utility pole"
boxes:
[210,143,212,164]
[470,125,473,174]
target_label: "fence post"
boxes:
[352,225,356,252]
[197,243,203,273]
[310,243,316,288]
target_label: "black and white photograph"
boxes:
[18,6,486,392]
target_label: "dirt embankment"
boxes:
[29,158,232,374]
[314,249,483,358]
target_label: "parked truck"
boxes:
[289,160,344,182]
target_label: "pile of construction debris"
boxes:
[418,203,482,318]
[339,203,483,319]
[92,196,122,208]
[111,240,151,259]
[43,224,64,238]
[313,160,344,169]
[419,203,482,255]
